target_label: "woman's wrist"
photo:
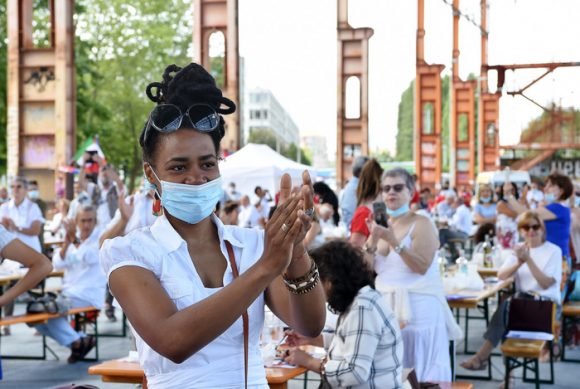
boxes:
[286,250,311,278]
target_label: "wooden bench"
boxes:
[501,338,554,389]
[89,359,308,389]
[562,301,580,362]
[0,306,100,361]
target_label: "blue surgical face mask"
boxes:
[149,168,223,224]
[480,196,492,203]
[545,193,557,204]
[141,175,157,193]
[28,190,39,200]
[575,196,580,208]
[387,203,410,218]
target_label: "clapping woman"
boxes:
[100,63,325,388]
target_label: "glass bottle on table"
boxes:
[482,234,493,268]
[455,249,468,276]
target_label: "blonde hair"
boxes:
[516,211,546,242]
[477,184,495,203]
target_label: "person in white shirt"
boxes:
[36,204,106,363]
[99,186,158,321]
[0,225,52,330]
[461,211,562,370]
[237,195,252,228]
[254,186,272,221]
[439,196,473,257]
[100,63,325,388]
[226,182,242,202]
[0,177,44,253]
[436,192,456,220]
[79,154,125,230]
[526,181,545,209]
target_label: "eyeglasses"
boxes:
[520,224,541,231]
[10,185,22,189]
[143,103,220,142]
[382,184,406,193]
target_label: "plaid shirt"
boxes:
[324,286,403,389]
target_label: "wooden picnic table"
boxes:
[447,277,513,381]
[477,267,499,278]
[89,359,308,389]
[447,277,513,309]
[0,269,64,286]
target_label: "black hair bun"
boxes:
[145,63,236,115]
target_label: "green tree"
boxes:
[281,143,311,166]
[248,128,278,150]
[395,75,451,171]
[74,0,192,191]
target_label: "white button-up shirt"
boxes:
[100,214,268,389]
[448,204,473,235]
[0,225,16,258]
[0,198,43,252]
[53,227,106,308]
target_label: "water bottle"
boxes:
[456,249,468,276]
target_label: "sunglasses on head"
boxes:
[520,224,541,231]
[382,184,406,193]
[143,103,220,142]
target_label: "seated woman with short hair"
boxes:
[461,211,562,370]
[282,240,403,388]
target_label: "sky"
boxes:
[238,0,580,159]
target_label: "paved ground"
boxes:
[2,296,580,388]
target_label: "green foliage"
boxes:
[248,128,277,150]
[394,75,454,172]
[395,80,414,161]
[281,143,311,166]
[73,0,192,191]
[372,149,394,163]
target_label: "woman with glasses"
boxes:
[364,168,462,382]
[348,159,383,248]
[461,211,562,370]
[100,63,325,388]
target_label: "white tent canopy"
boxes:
[219,143,317,197]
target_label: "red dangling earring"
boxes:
[152,194,162,216]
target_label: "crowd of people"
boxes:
[1,61,579,388]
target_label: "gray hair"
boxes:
[77,204,97,217]
[382,168,415,192]
[12,176,29,189]
[352,156,370,178]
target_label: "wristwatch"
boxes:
[394,244,404,254]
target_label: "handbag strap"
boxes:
[225,240,248,389]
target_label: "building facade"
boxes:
[244,88,300,149]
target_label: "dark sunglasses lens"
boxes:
[188,105,219,131]
[151,105,182,132]
[384,184,404,193]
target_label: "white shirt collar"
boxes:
[150,213,245,253]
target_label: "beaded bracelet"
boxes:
[282,257,320,295]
